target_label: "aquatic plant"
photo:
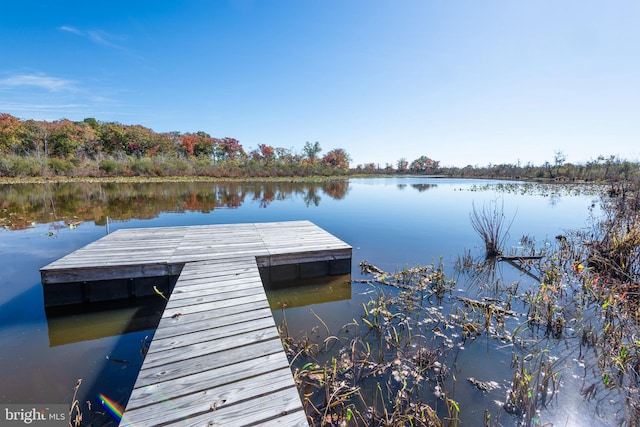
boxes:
[280,267,458,426]
[276,182,640,425]
[69,379,83,427]
[470,199,515,259]
[503,352,560,424]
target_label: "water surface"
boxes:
[0,178,604,425]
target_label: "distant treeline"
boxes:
[439,157,640,182]
[0,114,349,177]
[1,113,638,181]
[356,153,640,182]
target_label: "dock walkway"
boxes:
[40,221,352,426]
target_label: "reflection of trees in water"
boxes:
[323,180,348,199]
[0,180,350,229]
[396,183,437,192]
[303,187,321,207]
[411,183,436,192]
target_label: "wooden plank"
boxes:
[157,386,305,427]
[251,410,310,427]
[169,251,270,264]
[159,300,267,323]
[121,373,301,426]
[147,316,277,354]
[41,263,174,284]
[176,257,256,271]
[132,339,286,387]
[152,307,274,340]
[169,278,264,300]
[168,288,267,306]
[162,293,269,316]
[138,325,280,370]
[159,299,268,323]
[125,353,292,409]
[164,284,268,308]
[174,271,260,286]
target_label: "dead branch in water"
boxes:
[357,260,448,292]
[454,296,519,318]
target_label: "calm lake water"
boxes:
[0,178,609,425]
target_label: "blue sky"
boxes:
[1,1,638,167]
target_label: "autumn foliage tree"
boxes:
[178,132,217,157]
[322,148,350,170]
[396,158,409,172]
[0,113,21,153]
[47,120,86,158]
[250,144,275,163]
[0,112,355,177]
[215,137,245,161]
[410,155,440,173]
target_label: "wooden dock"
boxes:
[39,220,352,426]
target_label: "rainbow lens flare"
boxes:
[98,393,124,422]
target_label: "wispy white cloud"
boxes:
[59,25,81,35]
[0,72,134,122]
[59,25,126,50]
[87,30,124,50]
[0,74,75,92]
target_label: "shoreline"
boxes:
[0,175,355,185]
[0,173,612,186]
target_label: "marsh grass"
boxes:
[470,199,515,259]
[278,182,640,425]
[69,379,83,427]
[280,266,461,426]
[68,379,113,427]
[506,182,640,424]
[503,352,560,424]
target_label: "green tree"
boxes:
[99,122,128,155]
[75,121,99,158]
[303,141,322,163]
[19,119,50,157]
[48,120,84,158]
[124,125,157,157]
[83,117,101,131]
[554,150,566,177]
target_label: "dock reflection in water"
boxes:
[265,274,351,310]
[45,295,167,347]
[45,271,351,347]
[45,275,352,347]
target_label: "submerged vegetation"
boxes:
[277,181,640,425]
[280,261,460,426]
